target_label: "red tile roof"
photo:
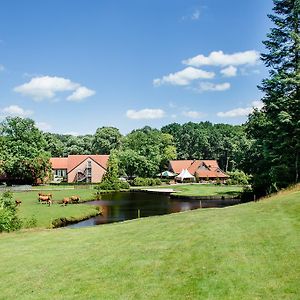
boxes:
[196,169,229,178]
[50,155,109,173]
[50,157,68,169]
[169,160,194,174]
[169,160,229,179]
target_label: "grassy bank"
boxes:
[0,185,299,299]
[159,183,243,197]
[11,189,99,228]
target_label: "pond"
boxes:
[66,191,241,228]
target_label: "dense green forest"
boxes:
[0,0,299,195]
[0,118,250,184]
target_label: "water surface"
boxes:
[67,191,240,228]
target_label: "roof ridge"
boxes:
[67,155,108,174]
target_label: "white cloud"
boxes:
[198,82,230,92]
[36,122,52,131]
[220,65,237,77]
[183,50,259,67]
[14,76,95,101]
[240,67,261,76]
[2,105,33,117]
[64,131,80,136]
[217,100,264,118]
[191,9,200,20]
[251,100,264,110]
[0,65,4,72]
[182,8,202,21]
[183,110,204,119]
[126,108,165,120]
[154,67,215,86]
[67,86,96,101]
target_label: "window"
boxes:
[55,169,66,177]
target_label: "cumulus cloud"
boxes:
[217,100,264,118]
[198,82,230,92]
[183,110,204,119]
[14,76,95,101]
[153,67,215,86]
[67,86,96,101]
[126,108,165,120]
[36,121,52,131]
[183,50,259,67]
[220,65,237,77]
[1,105,33,117]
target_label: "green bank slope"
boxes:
[0,186,299,300]
[13,189,98,228]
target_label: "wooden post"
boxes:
[138,209,140,218]
[199,200,202,208]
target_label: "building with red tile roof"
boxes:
[169,160,229,182]
[50,155,109,183]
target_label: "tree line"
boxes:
[0,118,250,184]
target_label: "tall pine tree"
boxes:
[246,0,300,194]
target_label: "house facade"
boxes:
[50,155,109,183]
[169,160,229,182]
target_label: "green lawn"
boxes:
[30,184,95,190]
[160,183,243,197]
[11,189,99,228]
[0,185,299,299]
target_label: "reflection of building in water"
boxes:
[170,201,193,213]
[170,201,184,213]
[180,202,192,212]
[100,205,109,222]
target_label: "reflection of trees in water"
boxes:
[86,192,242,227]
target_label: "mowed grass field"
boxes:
[0,186,299,299]
[12,189,98,228]
[161,183,243,197]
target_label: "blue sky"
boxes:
[0,0,273,134]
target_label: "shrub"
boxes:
[153,178,162,186]
[131,177,146,186]
[119,181,130,190]
[130,177,162,187]
[161,178,171,184]
[98,180,120,191]
[95,179,130,191]
[227,170,251,185]
[0,191,22,232]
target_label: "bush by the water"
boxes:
[226,170,250,185]
[130,177,162,186]
[0,191,22,232]
[96,179,130,191]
